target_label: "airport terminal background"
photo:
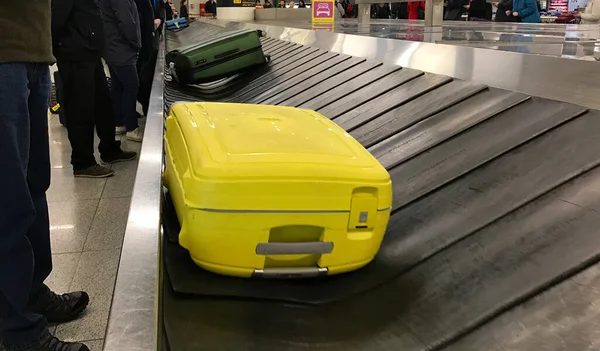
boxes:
[14,0,600,350]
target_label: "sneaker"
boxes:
[126,127,143,142]
[101,149,138,164]
[3,331,89,351]
[115,125,126,135]
[73,164,115,178]
[29,289,90,324]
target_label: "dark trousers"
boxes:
[137,48,158,116]
[108,64,140,132]
[0,63,52,347]
[56,57,119,170]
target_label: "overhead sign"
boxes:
[312,0,335,23]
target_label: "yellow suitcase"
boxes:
[163,102,392,278]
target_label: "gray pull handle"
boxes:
[256,242,333,255]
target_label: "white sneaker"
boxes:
[126,127,143,142]
[115,126,126,135]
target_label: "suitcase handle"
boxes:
[256,242,333,255]
[252,267,328,279]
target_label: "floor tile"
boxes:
[84,339,104,351]
[69,249,121,297]
[84,198,131,251]
[47,168,107,202]
[103,160,139,199]
[45,252,81,294]
[55,249,121,341]
[49,199,99,253]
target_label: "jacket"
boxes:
[135,0,158,52]
[408,1,425,19]
[444,0,466,20]
[166,2,175,20]
[151,0,166,32]
[467,0,491,20]
[180,4,189,18]
[205,0,217,15]
[51,0,106,61]
[495,0,518,21]
[512,0,541,23]
[99,0,141,65]
[0,1,55,64]
[581,0,600,23]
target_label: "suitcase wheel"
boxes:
[257,29,266,37]
[265,54,271,63]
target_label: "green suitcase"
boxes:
[166,29,270,85]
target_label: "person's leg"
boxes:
[24,66,91,324]
[93,59,119,157]
[0,62,47,349]
[109,64,139,132]
[57,58,114,178]
[137,48,158,116]
[93,60,138,164]
[57,59,97,171]
[108,65,125,133]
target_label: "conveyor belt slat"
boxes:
[351,80,487,147]
[298,64,401,111]
[258,56,367,106]
[279,60,382,107]
[370,89,530,170]
[334,73,453,131]
[242,54,351,103]
[389,98,587,209]
[224,47,325,99]
[317,68,424,118]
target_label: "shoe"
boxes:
[3,331,89,351]
[126,127,143,142]
[115,125,126,135]
[28,289,90,324]
[73,164,115,178]
[101,149,138,164]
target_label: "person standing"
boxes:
[52,0,138,178]
[0,1,92,350]
[180,0,189,19]
[512,0,541,22]
[166,0,177,20]
[493,0,518,21]
[137,0,164,117]
[407,1,425,19]
[99,0,144,142]
[577,0,600,23]
[206,0,218,15]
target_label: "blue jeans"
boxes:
[0,63,53,348]
[108,64,139,132]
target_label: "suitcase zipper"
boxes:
[192,46,264,71]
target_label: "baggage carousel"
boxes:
[105,20,600,351]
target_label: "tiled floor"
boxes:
[44,113,142,350]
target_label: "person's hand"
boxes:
[513,11,518,16]
[575,11,582,17]
[506,10,511,15]
[154,18,161,29]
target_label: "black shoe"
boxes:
[29,289,90,324]
[3,331,90,351]
[73,164,115,178]
[101,149,138,164]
